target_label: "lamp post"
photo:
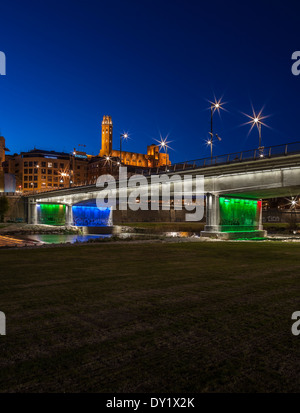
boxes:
[120,133,129,165]
[208,99,223,162]
[243,107,268,158]
[254,117,263,156]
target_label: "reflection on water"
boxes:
[21,234,111,244]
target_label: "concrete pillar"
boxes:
[27,200,31,224]
[204,193,220,232]
[28,200,37,224]
[108,208,113,226]
[258,199,263,230]
[65,205,73,226]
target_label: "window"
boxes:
[34,183,37,188]
[34,176,38,181]
[48,162,52,168]
[41,169,46,174]
[54,177,58,182]
[29,162,33,167]
[60,163,64,168]
[24,183,28,188]
[34,169,38,174]
[24,162,28,167]
[54,163,58,168]
[48,176,52,182]
[29,169,33,174]
[24,176,28,181]
[41,175,46,180]
[48,169,52,174]
[42,162,46,167]
[29,176,33,181]
[24,169,28,174]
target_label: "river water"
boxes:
[20,234,112,244]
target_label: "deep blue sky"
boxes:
[0,0,300,162]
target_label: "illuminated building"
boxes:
[0,136,9,191]
[4,149,88,192]
[99,115,170,167]
[0,136,6,171]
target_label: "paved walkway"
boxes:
[0,235,33,247]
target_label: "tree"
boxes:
[0,195,9,223]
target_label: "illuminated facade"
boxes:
[99,116,170,167]
[0,136,6,171]
[0,136,8,191]
[4,149,88,192]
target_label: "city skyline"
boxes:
[0,1,300,162]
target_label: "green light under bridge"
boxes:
[37,204,66,226]
[219,197,261,232]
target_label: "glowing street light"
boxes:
[120,132,129,165]
[207,98,224,162]
[243,107,269,157]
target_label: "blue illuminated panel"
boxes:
[72,206,111,227]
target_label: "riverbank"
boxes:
[0,223,81,236]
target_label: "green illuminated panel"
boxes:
[38,204,66,226]
[219,197,261,232]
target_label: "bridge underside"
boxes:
[223,185,300,199]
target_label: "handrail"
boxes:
[140,141,300,176]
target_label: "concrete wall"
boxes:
[113,208,191,224]
[262,208,300,224]
[2,195,26,222]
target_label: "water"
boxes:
[20,234,112,244]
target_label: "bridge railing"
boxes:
[139,141,300,176]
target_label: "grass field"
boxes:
[0,241,299,393]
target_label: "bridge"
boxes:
[25,141,300,238]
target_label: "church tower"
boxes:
[99,115,113,156]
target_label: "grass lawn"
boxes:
[0,241,299,393]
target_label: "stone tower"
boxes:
[99,115,113,156]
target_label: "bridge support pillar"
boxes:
[204,193,220,232]
[28,200,37,225]
[65,205,73,226]
[258,199,263,230]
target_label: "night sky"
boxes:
[1,0,300,163]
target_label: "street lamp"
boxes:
[243,107,269,157]
[207,98,223,162]
[120,132,129,165]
